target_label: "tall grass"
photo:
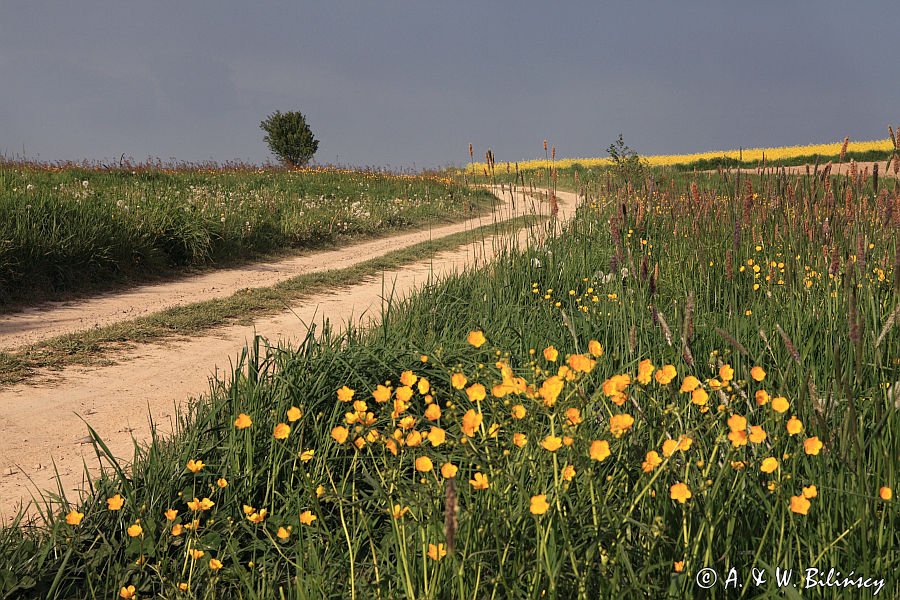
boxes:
[0,167,897,598]
[0,160,494,308]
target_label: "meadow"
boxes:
[0,153,898,598]
[0,160,494,308]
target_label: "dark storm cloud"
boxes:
[2,1,897,167]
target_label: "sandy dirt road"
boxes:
[0,187,578,521]
[0,193,523,352]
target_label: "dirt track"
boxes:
[0,195,521,351]
[0,186,578,521]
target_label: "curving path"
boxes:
[0,186,580,521]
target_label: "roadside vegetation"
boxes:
[0,141,898,598]
[0,160,494,309]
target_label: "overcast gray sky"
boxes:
[2,2,897,169]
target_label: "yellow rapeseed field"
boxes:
[471,138,894,172]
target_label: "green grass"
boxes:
[0,162,495,309]
[0,214,543,388]
[0,168,898,598]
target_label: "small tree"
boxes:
[607,134,645,183]
[260,110,319,167]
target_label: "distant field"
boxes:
[467,137,896,174]
[0,162,495,308]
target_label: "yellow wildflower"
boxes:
[590,440,610,461]
[530,494,550,515]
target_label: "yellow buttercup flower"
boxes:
[190,549,205,560]
[538,375,565,407]
[427,426,446,446]
[234,413,252,429]
[636,359,655,385]
[466,383,486,402]
[216,478,229,488]
[541,435,563,452]
[804,436,823,455]
[771,396,790,413]
[396,386,414,402]
[415,456,434,472]
[119,585,136,599]
[691,388,709,406]
[441,462,458,478]
[209,558,223,571]
[880,486,893,501]
[467,330,487,348]
[186,459,205,473]
[719,364,734,382]
[247,509,267,524]
[642,451,662,473]
[273,423,291,440]
[277,526,292,540]
[424,403,442,421]
[609,413,635,438]
[728,429,748,447]
[786,416,803,435]
[565,407,582,426]
[561,464,576,481]
[802,485,818,499]
[749,425,767,444]
[790,495,811,515]
[391,504,410,519]
[511,404,527,420]
[530,494,550,515]
[337,386,355,402]
[567,353,595,373]
[543,345,559,361]
[590,440,610,461]
[760,457,779,473]
[750,366,766,382]
[655,364,677,385]
[670,482,692,503]
[755,390,770,406]
[588,339,604,357]
[400,370,418,386]
[300,510,317,525]
[406,430,423,447]
[299,449,315,462]
[427,543,447,561]
[65,510,84,526]
[165,509,178,521]
[331,426,349,444]
[461,409,483,437]
[372,384,391,403]
[470,472,489,490]
[679,376,700,393]
[107,494,124,511]
[451,372,468,389]
[512,432,528,448]
[287,406,303,422]
[127,521,143,537]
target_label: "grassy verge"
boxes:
[1,167,898,598]
[0,162,496,309]
[0,214,544,387]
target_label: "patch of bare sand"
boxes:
[0,188,578,521]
